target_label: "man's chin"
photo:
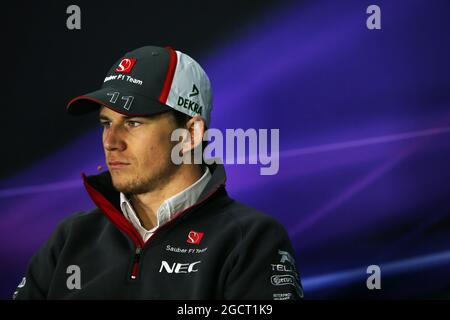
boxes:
[110,177,150,195]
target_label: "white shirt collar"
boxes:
[120,166,211,242]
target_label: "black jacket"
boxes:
[14,163,303,299]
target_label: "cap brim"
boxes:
[66,87,171,117]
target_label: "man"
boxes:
[14,46,303,299]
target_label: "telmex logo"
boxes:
[271,274,295,286]
[159,260,201,274]
[115,58,137,74]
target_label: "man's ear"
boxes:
[182,115,205,154]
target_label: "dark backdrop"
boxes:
[1,0,450,299]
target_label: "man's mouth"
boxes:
[108,161,131,170]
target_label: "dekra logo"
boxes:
[189,84,199,97]
[177,84,203,115]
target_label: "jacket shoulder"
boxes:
[52,208,107,239]
[219,198,290,239]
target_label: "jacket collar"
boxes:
[119,166,211,241]
[81,162,227,247]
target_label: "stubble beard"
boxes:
[110,161,179,196]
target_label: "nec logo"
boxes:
[115,58,137,74]
[187,230,204,244]
[159,260,201,274]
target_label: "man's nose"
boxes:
[104,126,126,151]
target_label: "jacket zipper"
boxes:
[130,246,142,280]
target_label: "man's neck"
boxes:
[129,164,204,230]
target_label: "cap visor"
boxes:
[66,87,171,117]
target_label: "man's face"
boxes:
[99,107,179,195]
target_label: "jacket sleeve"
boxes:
[223,216,304,300]
[13,214,77,300]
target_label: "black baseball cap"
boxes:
[66,45,212,126]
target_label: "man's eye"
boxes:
[100,121,111,128]
[127,121,141,127]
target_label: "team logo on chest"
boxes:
[187,230,204,245]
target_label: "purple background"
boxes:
[1,0,450,299]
